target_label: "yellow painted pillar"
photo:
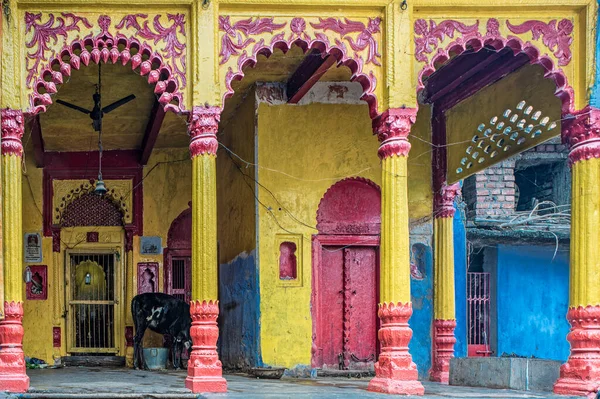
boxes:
[0,109,29,392]
[184,105,227,393]
[368,108,424,395]
[430,183,460,384]
[554,106,600,397]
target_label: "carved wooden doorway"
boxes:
[312,178,381,371]
[60,192,126,355]
[164,204,192,303]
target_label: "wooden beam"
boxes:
[31,115,45,168]
[425,48,510,105]
[287,50,337,104]
[436,52,530,113]
[420,48,488,103]
[140,100,166,165]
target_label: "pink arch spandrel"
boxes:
[26,13,186,116]
[416,33,574,114]
[222,37,380,120]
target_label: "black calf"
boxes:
[131,293,192,370]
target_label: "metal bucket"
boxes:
[142,347,168,370]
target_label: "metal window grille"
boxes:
[69,253,116,353]
[467,272,492,357]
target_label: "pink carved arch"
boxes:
[222,28,379,119]
[415,19,574,113]
[316,177,381,235]
[167,202,192,250]
[26,13,185,115]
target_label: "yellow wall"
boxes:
[256,102,381,368]
[408,105,433,222]
[217,89,256,264]
[20,142,192,361]
[22,142,53,363]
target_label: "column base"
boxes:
[554,378,600,397]
[185,300,227,393]
[430,319,457,384]
[0,302,29,393]
[368,377,425,395]
[367,302,424,396]
[0,374,30,392]
[553,306,600,397]
[185,376,227,393]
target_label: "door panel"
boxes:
[315,245,378,370]
[68,253,117,353]
[345,247,377,369]
[318,246,344,369]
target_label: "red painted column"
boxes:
[184,105,227,393]
[0,109,29,392]
[368,108,424,395]
[554,107,600,397]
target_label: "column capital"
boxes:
[188,105,221,157]
[373,108,417,159]
[562,106,600,164]
[1,109,24,157]
[434,183,461,219]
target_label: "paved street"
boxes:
[2,368,579,399]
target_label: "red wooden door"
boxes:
[316,245,378,370]
[168,256,191,303]
[344,247,378,369]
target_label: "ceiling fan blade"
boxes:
[56,99,91,114]
[102,94,136,114]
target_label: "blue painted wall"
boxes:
[410,244,433,378]
[218,250,262,369]
[496,245,570,361]
[453,204,468,358]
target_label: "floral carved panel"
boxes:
[413,17,575,112]
[218,15,384,118]
[52,179,133,226]
[23,12,188,113]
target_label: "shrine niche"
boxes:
[26,266,48,300]
[137,263,158,294]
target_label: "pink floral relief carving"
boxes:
[413,18,575,114]
[116,14,187,86]
[219,16,286,64]
[25,12,93,88]
[310,17,382,66]
[24,12,187,114]
[506,19,573,66]
[413,19,480,63]
[219,15,381,118]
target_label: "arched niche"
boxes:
[316,177,381,235]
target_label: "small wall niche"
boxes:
[279,242,298,280]
[275,234,303,287]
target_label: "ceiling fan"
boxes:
[56,63,136,132]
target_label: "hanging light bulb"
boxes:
[94,63,107,196]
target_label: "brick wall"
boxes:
[464,160,516,219]
[463,137,569,220]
